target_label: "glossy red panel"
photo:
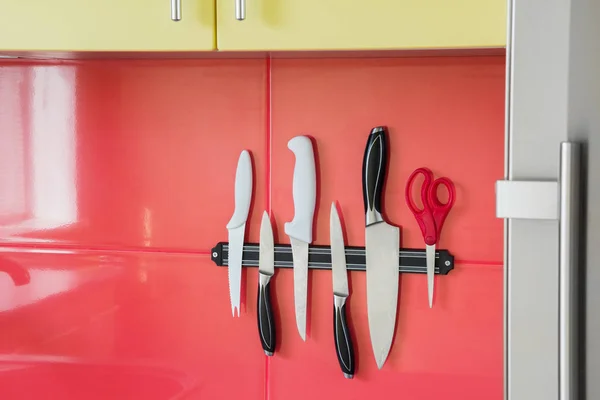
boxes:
[269,57,504,399]
[0,55,505,400]
[268,266,502,399]
[270,56,504,261]
[0,250,264,399]
[0,59,266,252]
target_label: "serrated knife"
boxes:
[363,126,399,369]
[257,211,276,355]
[284,136,316,341]
[226,150,252,317]
[330,202,354,379]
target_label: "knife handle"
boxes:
[284,136,316,244]
[257,273,276,356]
[362,126,387,226]
[333,295,354,379]
[227,150,253,230]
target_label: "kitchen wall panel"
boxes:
[0,250,264,400]
[0,55,504,400]
[0,59,267,252]
[267,266,502,399]
[270,57,505,261]
[269,56,504,399]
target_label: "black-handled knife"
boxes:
[257,211,276,356]
[334,296,353,378]
[362,126,399,370]
[330,203,354,378]
[362,126,387,225]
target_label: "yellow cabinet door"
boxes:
[217,0,506,51]
[0,0,215,52]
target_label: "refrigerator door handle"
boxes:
[559,141,581,400]
[496,141,581,400]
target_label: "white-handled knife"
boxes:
[284,136,316,341]
[363,126,399,369]
[330,202,354,379]
[226,150,253,317]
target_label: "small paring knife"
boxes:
[257,211,276,356]
[330,202,355,379]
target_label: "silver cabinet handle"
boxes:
[559,141,581,400]
[235,0,245,20]
[171,0,181,21]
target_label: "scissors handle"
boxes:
[405,168,455,246]
[429,177,455,239]
[406,168,437,245]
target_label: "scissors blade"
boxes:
[426,244,435,308]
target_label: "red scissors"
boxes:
[405,167,455,308]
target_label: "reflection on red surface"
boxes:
[0,59,267,251]
[0,66,77,231]
[0,251,264,399]
[0,355,196,400]
[0,256,30,286]
[0,56,504,400]
[0,66,29,226]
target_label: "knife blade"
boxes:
[284,136,316,341]
[257,211,276,356]
[226,150,253,317]
[363,126,399,369]
[330,202,354,379]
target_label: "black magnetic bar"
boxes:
[210,242,454,275]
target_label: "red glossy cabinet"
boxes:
[0,55,504,399]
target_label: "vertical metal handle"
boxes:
[171,0,181,21]
[559,141,581,400]
[235,0,245,20]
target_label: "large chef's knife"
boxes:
[330,202,354,379]
[257,211,276,356]
[284,136,316,341]
[363,126,399,369]
[226,150,253,317]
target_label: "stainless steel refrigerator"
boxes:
[498,0,599,399]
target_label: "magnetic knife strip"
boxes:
[211,242,454,275]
